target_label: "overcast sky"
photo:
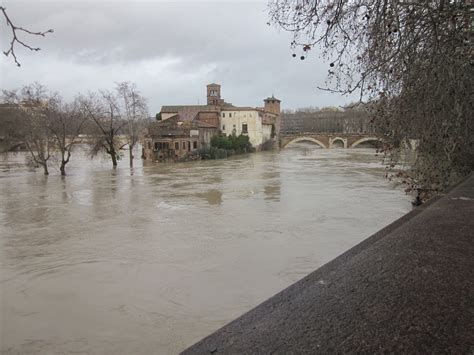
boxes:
[0,0,358,114]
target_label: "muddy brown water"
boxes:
[0,144,411,354]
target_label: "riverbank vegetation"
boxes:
[0,82,149,175]
[178,134,255,162]
[211,134,253,152]
[269,0,473,198]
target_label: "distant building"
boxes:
[220,95,280,147]
[143,83,281,161]
[142,114,218,162]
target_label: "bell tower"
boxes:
[264,95,282,140]
[207,83,221,106]
[264,95,281,115]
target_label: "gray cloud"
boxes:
[0,0,358,114]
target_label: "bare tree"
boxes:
[269,0,473,196]
[21,84,53,176]
[79,91,126,168]
[46,95,88,175]
[1,6,53,66]
[1,83,53,175]
[23,107,54,175]
[115,82,148,168]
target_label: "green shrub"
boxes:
[211,134,252,153]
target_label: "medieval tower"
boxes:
[207,83,222,106]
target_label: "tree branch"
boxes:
[1,6,53,66]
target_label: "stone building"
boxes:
[220,96,280,147]
[142,83,281,161]
[142,114,217,162]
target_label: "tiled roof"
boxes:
[146,114,217,137]
[193,120,218,128]
[221,106,258,111]
[264,95,281,102]
[161,105,219,113]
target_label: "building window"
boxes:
[222,124,225,131]
[193,141,197,149]
[242,123,248,134]
[222,112,225,118]
[182,141,186,149]
[175,142,179,150]
[229,113,232,118]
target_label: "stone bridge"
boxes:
[280,133,382,149]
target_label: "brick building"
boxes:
[142,114,217,162]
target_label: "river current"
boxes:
[0,144,411,354]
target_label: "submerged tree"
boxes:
[79,91,126,168]
[46,95,88,175]
[1,83,53,175]
[115,82,148,168]
[269,0,473,196]
[79,83,148,169]
[1,83,88,175]
[22,105,54,176]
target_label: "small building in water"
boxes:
[142,83,281,161]
[142,114,217,162]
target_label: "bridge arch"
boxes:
[350,137,382,148]
[283,137,327,149]
[330,137,347,149]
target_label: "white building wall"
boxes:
[262,124,272,142]
[220,110,267,147]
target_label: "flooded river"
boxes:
[0,144,411,354]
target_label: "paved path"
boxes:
[183,175,474,354]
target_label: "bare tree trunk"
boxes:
[110,147,118,168]
[59,150,71,176]
[43,163,49,176]
[129,144,134,168]
[60,151,66,176]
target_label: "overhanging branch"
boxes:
[1,6,53,66]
